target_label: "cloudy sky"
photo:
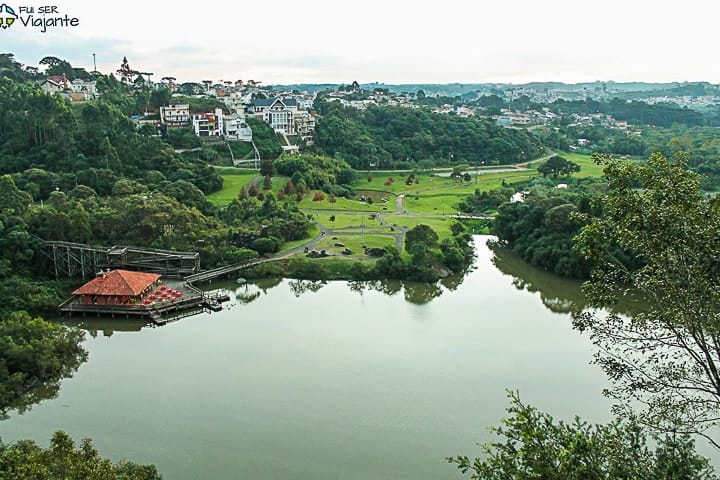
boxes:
[3,0,719,85]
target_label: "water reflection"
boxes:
[288,279,327,297]
[61,237,594,337]
[490,244,587,313]
[345,279,445,305]
[58,317,146,335]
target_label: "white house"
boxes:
[251,97,298,134]
[40,75,70,95]
[159,104,191,127]
[224,113,253,141]
[70,78,97,100]
[192,108,224,137]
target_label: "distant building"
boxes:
[192,108,224,137]
[224,112,253,141]
[159,104,191,127]
[294,110,316,139]
[251,97,298,134]
[40,75,70,95]
[70,78,97,100]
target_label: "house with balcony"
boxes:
[294,110,316,139]
[224,113,253,141]
[159,104,191,127]
[251,97,298,134]
[192,108,224,137]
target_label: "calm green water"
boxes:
[1,236,613,479]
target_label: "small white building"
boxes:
[40,75,70,95]
[224,113,253,141]
[70,79,97,100]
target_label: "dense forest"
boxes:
[550,97,706,127]
[312,97,545,169]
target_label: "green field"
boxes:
[311,211,384,229]
[297,193,391,212]
[313,233,396,255]
[523,152,605,179]
[383,215,454,240]
[208,170,290,206]
[278,224,320,253]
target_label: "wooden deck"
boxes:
[58,281,224,326]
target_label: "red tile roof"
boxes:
[73,270,161,297]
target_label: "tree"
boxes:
[0,431,162,479]
[259,158,276,177]
[0,311,87,419]
[574,152,720,449]
[538,156,581,178]
[449,391,717,480]
[405,224,439,252]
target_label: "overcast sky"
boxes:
[3,0,719,85]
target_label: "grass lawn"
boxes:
[400,193,463,214]
[311,211,384,229]
[207,173,260,205]
[313,233,396,255]
[297,193,391,212]
[208,173,290,206]
[278,225,320,253]
[523,152,606,179]
[383,215,454,240]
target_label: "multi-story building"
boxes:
[294,110,316,139]
[192,108,224,137]
[159,104,191,127]
[224,113,253,141]
[251,97,298,134]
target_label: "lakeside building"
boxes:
[72,270,161,305]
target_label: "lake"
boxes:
[0,236,613,479]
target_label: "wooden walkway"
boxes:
[42,241,200,279]
[184,257,272,284]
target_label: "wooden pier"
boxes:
[53,243,272,326]
[58,280,229,326]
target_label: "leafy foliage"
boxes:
[491,179,599,278]
[449,391,716,480]
[274,154,352,189]
[246,117,282,159]
[0,431,162,479]
[313,103,544,168]
[0,78,222,196]
[551,97,706,128]
[574,152,720,448]
[537,155,581,178]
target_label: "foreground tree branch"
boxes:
[574,152,720,448]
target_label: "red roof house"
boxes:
[73,270,161,305]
